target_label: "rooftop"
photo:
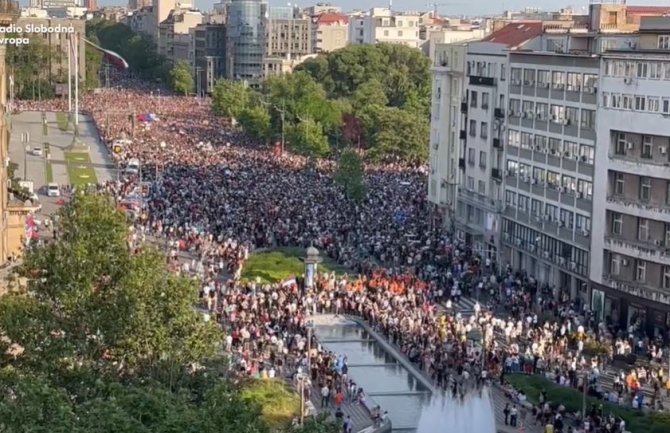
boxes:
[481,21,543,48]
[314,12,348,24]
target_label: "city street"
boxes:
[8,111,115,216]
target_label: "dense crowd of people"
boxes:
[18,86,670,433]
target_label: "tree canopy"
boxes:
[169,61,194,95]
[211,44,431,163]
[7,35,57,100]
[0,194,337,433]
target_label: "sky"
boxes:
[57,0,670,16]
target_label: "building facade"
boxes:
[266,7,311,59]
[225,0,267,86]
[191,23,225,94]
[157,7,203,64]
[311,12,348,53]
[590,17,670,334]
[348,8,421,49]
[427,42,467,230]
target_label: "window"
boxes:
[667,181,670,205]
[509,99,521,115]
[580,109,595,129]
[663,98,670,114]
[536,103,548,120]
[635,95,646,111]
[467,176,474,190]
[520,133,532,150]
[510,67,521,83]
[397,30,403,37]
[480,122,488,139]
[547,171,560,188]
[583,74,597,88]
[642,135,653,158]
[615,132,627,155]
[518,163,530,178]
[478,180,486,195]
[663,266,670,290]
[650,63,662,80]
[610,254,621,276]
[563,141,579,158]
[507,129,520,147]
[552,71,565,88]
[470,91,478,108]
[566,72,582,91]
[523,69,536,85]
[550,105,565,122]
[534,135,547,153]
[622,94,633,110]
[635,260,646,283]
[577,179,593,199]
[565,107,578,125]
[545,204,558,221]
[468,147,475,164]
[505,190,517,206]
[576,214,590,231]
[560,209,574,228]
[579,145,594,164]
[666,224,670,247]
[506,159,518,175]
[479,151,487,168]
[548,138,561,154]
[469,119,476,137]
[518,194,529,211]
[614,172,625,195]
[383,30,389,36]
[562,175,576,193]
[612,212,623,235]
[638,218,649,241]
[602,92,610,107]
[522,100,535,116]
[659,35,670,50]
[482,92,490,109]
[640,177,651,201]
[537,70,550,86]
[648,96,660,112]
[500,63,507,81]
[531,199,542,216]
[636,62,649,78]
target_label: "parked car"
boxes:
[47,183,60,197]
[32,147,43,156]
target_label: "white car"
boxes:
[47,183,60,197]
[32,147,43,156]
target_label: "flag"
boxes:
[82,37,129,70]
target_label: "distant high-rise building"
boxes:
[225,0,267,86]
[128,0,152,10]
[84,0,96,10]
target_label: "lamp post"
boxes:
[21,132,30,180]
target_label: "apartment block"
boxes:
[502,52,598,302]
[348,8,420,49]
[158,7,203,65]
[311,12,348,53]
[428,42,467,230]
[191,23,225,95]
[590,16,670,334]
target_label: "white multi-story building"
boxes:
[428,42,467,230]
[590,16,670,335]
[348,8,420,48]
[502,51,599,301]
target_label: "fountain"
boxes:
[416,387,497,433]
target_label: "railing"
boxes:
[604,235,670,265]
[606,195,670,216]
[601,274,670,305]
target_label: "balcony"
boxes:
[491,168,502,181]
[469,75,495,86]
[606,195,670,219]
[459,188,504,212]
[458,158,465,170]
[460,102,468,113]
[493,138,502,149]
[601,274,670,306]
[494,108,504,118]
[604,235,670,266]
[0,1,18,25]
[459,130,467,140]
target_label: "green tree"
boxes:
[212,79,252,119]
[351,79,388,114]
[85,34,103,90]
[2,195,219,379]
[286,117,330,157]
[361,106,429,164]
[334,149,366,202]
[7,35,56,100]
[169,61,194,95]
[238,106,271,142]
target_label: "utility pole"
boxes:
[67,34,72,114]
[22,132,29,180]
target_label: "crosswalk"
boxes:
[443,296,482,318]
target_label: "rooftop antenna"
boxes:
[389,0,392,11]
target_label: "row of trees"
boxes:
[0,195,336,433]
[211,43,431,165]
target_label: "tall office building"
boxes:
[225,0,267,86]
[590,16,670,333]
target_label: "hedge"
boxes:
[505,374,670,433]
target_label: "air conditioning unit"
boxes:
[660,146,667,155]
[582,229,590,237]
[523,176,530,183]
[622,259,629,267]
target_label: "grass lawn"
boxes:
[64,152,97,186]
[240,379,299,429]
[241,247,352,283]
[505,374,670,433]
[56,112,69,131]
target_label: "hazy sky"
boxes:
[66,0,670,16]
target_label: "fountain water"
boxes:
[416,387,497,433]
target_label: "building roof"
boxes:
[481,21,543,47]
[625,6,670,16]
[314,12,348,24]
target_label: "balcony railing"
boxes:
[606,195,670,216]
[602,274,670,305]
[604,235,670,265]
[491,168,502,181]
